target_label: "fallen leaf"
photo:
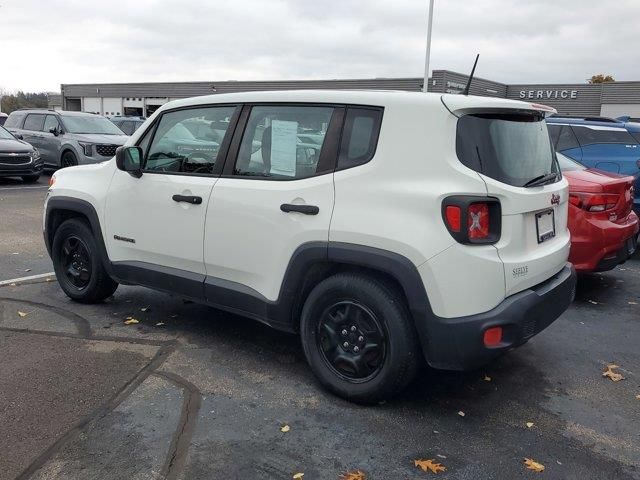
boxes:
[155,322,165,327]
[340,470,366,480]
[292,474,304,479]
[526,422,534,428]
[280,424,290,433]
[457,411,465,417]
[524,458,545,472]
[141,306,150,312]
[483,375,492,382]
[124,317,139,325]
[635,395,640,400]
[17,311,28,317]
[602,364,625,382]
[414,459,446,474]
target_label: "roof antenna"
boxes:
[462,54,480,96]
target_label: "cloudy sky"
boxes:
[1,0,638,92]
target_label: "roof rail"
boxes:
[15,108,58,112]
[548,114,621,123]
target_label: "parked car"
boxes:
[44,91,576,402]
[558,153,638,272]
[546,116,640,214]
[0,113,8,126]
[108,116,146,136]
[4,109,129,169]
[0,124,43,182]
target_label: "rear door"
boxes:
[455,110,570,296]
[203,104,341,302]
[21,113,45,151]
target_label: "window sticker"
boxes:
[270,120,298,177]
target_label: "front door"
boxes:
[41,115,63,166]
[204,104,340,302]
[104,104,239,291]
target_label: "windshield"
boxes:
[62,115,125,135]
[0,126,15,140]
[456,113,559,187]
[557,152,586,171]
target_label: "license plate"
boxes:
[536,209,556,244]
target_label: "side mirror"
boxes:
[49,127,59,136]
[14,133,23,140]
[115,146,143,178]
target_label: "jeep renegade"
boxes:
[44,90,577,402]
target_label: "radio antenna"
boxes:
[462,54,480,96]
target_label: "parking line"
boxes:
[0,272,55,286]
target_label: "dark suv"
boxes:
[0,124,43,182]
[4,110,129,169]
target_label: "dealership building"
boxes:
[53,70,640,119]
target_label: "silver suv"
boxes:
[4,110,129,168]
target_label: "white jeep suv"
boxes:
[44,90,576,402]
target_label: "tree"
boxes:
[0,91,49,114]
[588,74,615,84]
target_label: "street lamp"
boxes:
[423,0,435,93]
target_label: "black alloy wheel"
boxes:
[317,300,387,382]
[60,235,92,290]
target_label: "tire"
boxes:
[300,273,419,403]
[61,150,78,168]
[21,174,41,183]
[52,218,118,303]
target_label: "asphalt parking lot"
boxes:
[0,175,639,479]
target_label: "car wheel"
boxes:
[300,273,419,403]
[52,218,118,303]
[21,174,41,183]
[61,150,78,168]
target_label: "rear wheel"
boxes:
[61,150,78,168]
[300,273,419,403]
[52,218,118,303]
[21,174,41,183]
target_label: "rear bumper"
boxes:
[422,263,576,370]
[569,212,639,272]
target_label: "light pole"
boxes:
[423,0,435,93]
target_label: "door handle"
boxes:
[172,194,202,205]
[280,203,319,215]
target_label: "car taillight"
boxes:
[442,196,501,244]
[569,193,619,212]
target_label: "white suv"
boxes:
[44,90,576,402]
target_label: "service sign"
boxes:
[519,89,578,100]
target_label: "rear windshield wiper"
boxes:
[522,172,559,188]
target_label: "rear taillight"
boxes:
[442,196,501,244]
[569,193,619,212]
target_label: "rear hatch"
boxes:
[444,95,570,297]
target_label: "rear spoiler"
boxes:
[441,94,557,118]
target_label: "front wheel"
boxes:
[300,273,419,403]
[61,150,78,168]
[52,218,118,303]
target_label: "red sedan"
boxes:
[558,153,638,272]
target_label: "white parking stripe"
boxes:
[0,272,55,286]
[0,186,49,191]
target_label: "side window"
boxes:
[573,125,636,146]
[43,115,60,133]
[556,126,580,151]
[144,106,236,174]
[547,124,561,148]
[337,107,383,170]
[23,114,45,131]
[234,105,335,179]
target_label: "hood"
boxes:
[0,137,34,153]
[68,133,129,145]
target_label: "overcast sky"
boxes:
[1,0,638,92]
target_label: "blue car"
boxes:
[546,116,640,213]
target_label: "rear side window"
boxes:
[23,114,45,131]
[554,125,580,151]
[337,107,383,170]
[4,112,25,128]
[572,126,636,146]
[457,113,558,188]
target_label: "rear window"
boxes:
[456,113,558,187]
[557,153,586,171]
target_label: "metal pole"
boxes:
[423,0,435,93]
